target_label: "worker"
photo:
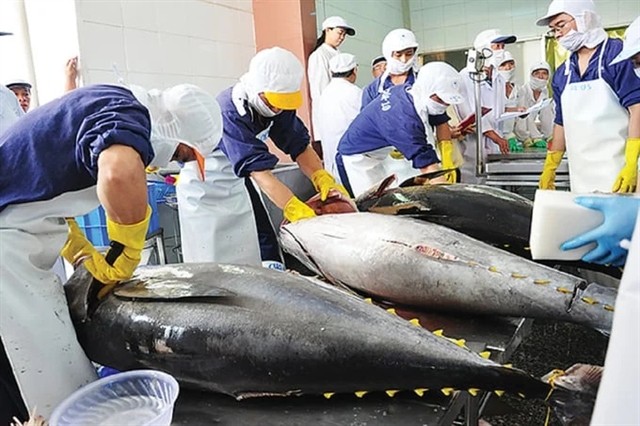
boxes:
[495,51,524,151]
[316,53,362,182]
[371,55,386,79]
[361,28,419,109]
[308,16,356,157]
[514,61,555,147]
[0,83,221,423]
[537,0,640,193]
[610,15,640,75]
[560,194,640,425]
[0,84,23,135]
[455,29,516,183]
[5,80,32,113]
[337,61,464,197]
[177,47,347,267]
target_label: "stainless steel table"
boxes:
[484,149,570,189]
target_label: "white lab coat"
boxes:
[590,212,640,425]
[514,83,555,141]
[455,67,506,183]
[316,78,362,181]
[502,82,520,137]
[308,43,339,139]
[0,85,24,135]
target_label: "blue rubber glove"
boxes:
[561,196,640,266]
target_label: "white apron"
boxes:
[0,187,100,417]
[590,212,640,425]
[176,148,261,265]
[341,146,417,197]
[561,38,628,193]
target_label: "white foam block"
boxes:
[530,190,606,260]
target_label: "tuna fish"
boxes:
[355,177,621,278]
[279,213,616,334]
[65,263,555,400]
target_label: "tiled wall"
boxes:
[409,0,639,53]
[314,0,406,87]
[75,0,256,97]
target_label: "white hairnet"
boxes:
[329,53,357,73]
[473,29,516,51]
[382,29,419,60]
[410,61,464,118]
[497,50,516,68]
[536,0,602,32]
[529,61,551,75]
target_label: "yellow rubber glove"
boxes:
[539,150,564,190]
[612,137,640,193]
[283,196,316,222]
[311,169,349,201]
[438,140,457,184]
[389,149,405,160]
[62,206,151,291]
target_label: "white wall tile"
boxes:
[76,0,123,26]
[159,33,193,75]
[124,28,163,74]
[77,22,126,71]
[156,0,195,35]
[85,68,127,85]
[121,0,158,31]
[127,71,167,90]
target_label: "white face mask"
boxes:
[558,29,589,52]
[530,77,548,91]
[498,69,515,82]
[489,49,505,68]
[425,97,448,115]
[386,56,415,75]
[249,95,280,118]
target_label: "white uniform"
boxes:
[455,67,506,183]
[502,82,520,136]
[590,212,640,425]
[514,83,555,141]
[0,85,24,135]
[308,43,339,138]
[561,38,628,193]
[316,78,362,181]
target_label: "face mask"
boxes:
[489,49,505,68]
[530,77,548,91]
[498,69,515,82]
[250,95,279,118]
[558,29,588,52]
[149,136,180,168]
[425,98,448,115]
[386,56,415,75]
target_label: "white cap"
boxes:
[5,79,32,90]
[329,53,357,73]
[529,61,551,75]
[497,50,516,67]
[371,55,386,67]
[244,47,303,110]
[473,29,517,50]
[382,28,419,60]
[536,0,597,26]
[322,16,355,36]
[415,62,465,105]
[610,16,640,65]
[130,84,221,180]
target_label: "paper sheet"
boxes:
[497,98,552,123]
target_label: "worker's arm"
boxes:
[483,130,509,154]
[64,57,79,92]
[251,169,316,223]
[548,124,566,152]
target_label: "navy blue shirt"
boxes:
[216,87,311,178]
[0,84,153,212]
[338,84,440,169]
[362,72,417,110]
[552,38,640,126]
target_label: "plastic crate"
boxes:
[77,182,176,247]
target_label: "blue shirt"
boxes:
[0,84,153,212]
[216,87,311,178]
[338,84,440,169]
[552,38,640,126]
[362,72,417,110]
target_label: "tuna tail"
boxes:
[543,364,603,426]
[398,169,456,187]
[64,266,102,323]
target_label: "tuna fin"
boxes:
[433,329,444,336]
[488,266,500,273]
[450,338,466,348]
[398,169,454,187]
[385,389,399,397]
[364,298,373,304]
[511,272,528,279]
[468,388,480,396]
[518,392,526,399]
[534,279,551,285]
[323,392,335,399]
[113,278,235,301]
[355,391,368,398]
[414,388,428,396]
[503,363,513,369]
[494,390,505,397]
[386,308,397,315]
[409,318,421,327]
[441,387,455,396]
[356,174,397,203]
[479,351,491,359]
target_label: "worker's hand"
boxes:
[508,137,523,153]
[491,136,509,154]
[612,137,640,193]
[561,196,640,266]
[283,196,317,222]
[539,150,564,190]
[62,207,151,287]
[311,169,349,201]
[438,140,457,183]
[532,138,548,149]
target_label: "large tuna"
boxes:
[66,263,555,400]
[355,178,620,278]
[279,213,616,334]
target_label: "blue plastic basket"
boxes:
[77,182,176,247]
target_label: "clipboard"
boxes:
[458,107,492,130]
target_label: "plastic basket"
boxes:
[76,183,176,247]
[49,370,180,426]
